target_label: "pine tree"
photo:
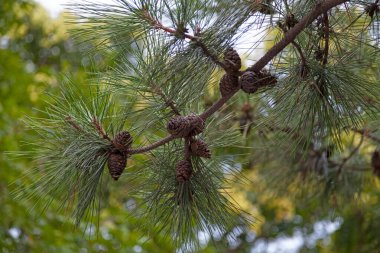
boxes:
[15,0,380,250]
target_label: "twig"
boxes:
[352,128,380,143]
[143,10,228,71]
[153,85,181,115]
[200,92,233,120]
[191,39,229,71]
[278,26,308,76]
[92,117,112,142]
[184,137,191,160]
[127,135,176,154]
[322,12,329,66]
[336,133,364,176]
[65,116,83,132]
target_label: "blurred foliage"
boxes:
[2,1,380,253]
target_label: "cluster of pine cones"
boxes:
[107,131,133,181]
[219,48,277,97]
[166,115,211,183]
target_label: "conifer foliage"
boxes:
[17,0,380,249]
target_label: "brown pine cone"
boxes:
[167,116,191,137]
[240,71,259,94]
[365,3,380,18]
[257,69,277,87]
[371,150,380,177]
[176,159,193,183]
[113,131,133,151]
[190,139,211,158]
[285,13,298,29]
[186,114,205,136]
[220,74,239,97]
[224,47,241,71]
[108,151,127,181]
[167,115,205,137]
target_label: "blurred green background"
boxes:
[1,1,380,253]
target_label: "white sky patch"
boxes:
[34,0,119,18]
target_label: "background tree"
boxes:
[3,0,380,252]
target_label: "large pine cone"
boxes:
[167,114,205,137]
[241,70,277,94]
[176,160,193,183]
[371,150,380,177]
[220,74,239,97]
[186,114,205,136]
[108,152,127,181]
[113,131,133,151]
[190,139,211,158]
[224,47,241,71]
[240,71,259,94]
[257,69,277,87]
[167,116,191,137]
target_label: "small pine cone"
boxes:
[220,74,239,97]
[190,139,211,158]
[240,71,259,94]
[371,150,380,178]
[241,102,253,113]
[176,160,193,183]
[256,69,277,87]
[113,131,133,151]
[108,152,127,181]
[365,4,379,18]
[224,47,241,71]
[186,114,205,136]
[285,14,298,29]
[167,116,191,137]
[259,4,274,15]
[314,48,324,61]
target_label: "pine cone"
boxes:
[167,114,205,137]
[220,74,239,97]
[365,3,380,18]
[113,131,133,151]
[240,71,259,94]
[108,151,127,181]
[285,14,298,29]
[241,102,253,113]
[176,160,193,183]
[371,150,380,177]
[314,47,324,61]
[167,116,191,137]
[190,139,211,158]
[224,47,241,71]
[186,114,205,136]
[257,69,277,87]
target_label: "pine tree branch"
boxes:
[352,128,380,143]
[127,135,176,154]
[92,117,112,141]
[202,0,348,120]
[200,92,234,120]
[124,0,349,156]
[336,133,364,176]
[246,0,348,73]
